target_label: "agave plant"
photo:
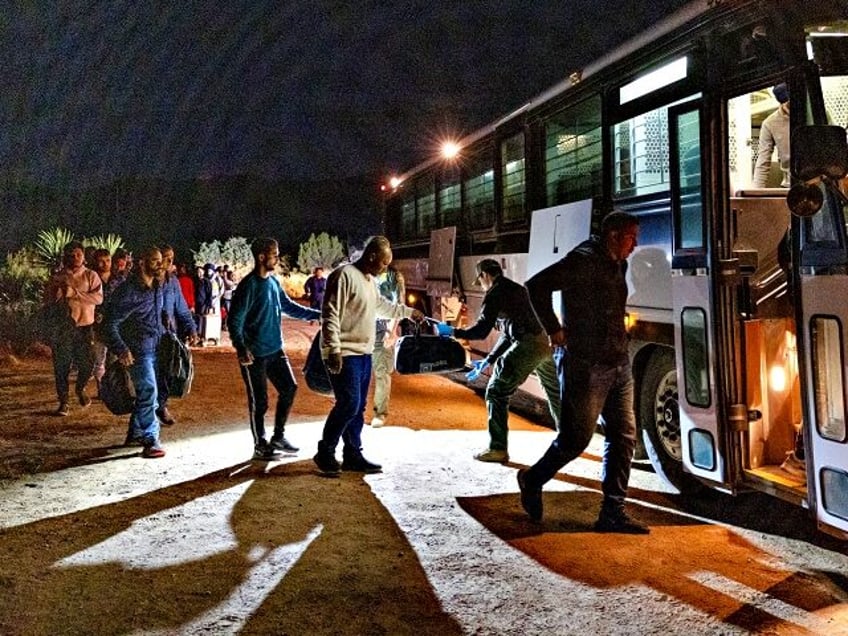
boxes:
[33,227,76,273]
[83,233,125,253]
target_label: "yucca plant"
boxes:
[33,227,76,273]
[0,247,48,303]
[83,233,125,253]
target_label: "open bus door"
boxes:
[668,101,729,489]
[427,226,459,321]
[790,125,848,538]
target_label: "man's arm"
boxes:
[526,259,568,344]
[753,120,776,187]
[226,280,252,358]
[279,283,321,321]
[454,287,502,341]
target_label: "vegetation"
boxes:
[298,232,346,272]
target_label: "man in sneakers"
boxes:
[43,241,103,416]
[518,211,649,534]
[435,258,560,463]
[228,238,321,461]
[102,246,170,458]
[315,236,424,474]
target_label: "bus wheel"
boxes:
[639,348,703,495]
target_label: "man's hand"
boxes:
[435,322,454,337]
[465,359,489,381]
[238,350,254,366]
[327,352,343,374]
[118,350,134,367]
[549,328,567,347]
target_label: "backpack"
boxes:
[157,331,195,398]
[100,357,136,415]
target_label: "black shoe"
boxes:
[269,436,299,453]
[341,456,383,473]
[313,451,341,474]
[594,509,650,534]
[77,390,91,408]
[156,406,176,426]
[517,469,543,522]
[124,433,144,447]
[253,445,283,461]
[55,402,70,417]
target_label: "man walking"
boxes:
[44,241,103,415]
[436,258,560,462]
[102,246,170,457]
[517,211,649,534]
[227,238,321,461]
[314,236,423,474]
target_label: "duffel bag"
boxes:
[158,331,195,398]
[394,330,467,375]
[100,357,136,415]
[303,331,333,395]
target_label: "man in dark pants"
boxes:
[228,238,321,461]
[517,211,649,534]
[436,258,560,463]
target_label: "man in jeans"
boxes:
[102,246,170,458]
[315,236,423,474]
[436,258,560,463]
[228,237,321,461]
[517,211,649,534]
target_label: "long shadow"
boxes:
[0,460,463,636]
[458,471,848,634]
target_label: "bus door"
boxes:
[668,101,728,487]
[427,226,459,322]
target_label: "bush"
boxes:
[0,248,48,304]
[0,300,41,355]
[298,232,346,272]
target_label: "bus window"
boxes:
[613,106,670,198]
[811,316,847,443]
[439,163,461,227]
[401,193,416,240]
[682,307,710,407]
[463,149,495,230]
[727,88,788,192]
[415,175,436,237]
[500,132,525,224]
[675,108,704,250]
[544,95,602,206]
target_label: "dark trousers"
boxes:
[51,325,95,403]
[527,350,637,511]
[320,354,372,458]
[238,351,297,448]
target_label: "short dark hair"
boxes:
[601,211,639,236]
[93,248,111,260]
[476,258,503,278]
[63,240,85,255]
[251,237,278,259]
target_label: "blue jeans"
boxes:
[128,352,160,447]
[528,351,636,510]
[238,351,297,447]
[321,354,372,456]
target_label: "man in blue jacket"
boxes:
[102,246,171,458]
[228,238,321,461]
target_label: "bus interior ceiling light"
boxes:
[619,56,688,105]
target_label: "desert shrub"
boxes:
[0,248,48,304]
[298,232,346,272]
[0,300,41,354]
[33,227,76,273]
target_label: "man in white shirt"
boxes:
[753,83,790,188]
[315,236,424,474]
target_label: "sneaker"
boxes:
[124,433,144,447]
[142,445,166,459]
[77,391,91,408]
[313,451,341,474]
[55,402,70,417]
[156,406,176,426]
[253,445,283,461]
[341,456,383,473]
[594,509,650,534]
[269,436,299,453]
[517,469,543,522]
[370,416,385,428]
[474,448,509,463]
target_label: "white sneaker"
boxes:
[371,416,385,428]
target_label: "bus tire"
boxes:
[639,347,704,495]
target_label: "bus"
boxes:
[382,0,848,538]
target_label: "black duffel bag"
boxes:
[394,324,467,375]
[100,357,136,415]
[158,331,194,398]
[303,331,333,395]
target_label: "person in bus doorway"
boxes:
[315,236,424,475]
[753,83,790,188]
[228,238,322,461]
[436,258,561,463]
[517,211,649,534]
[370,265,406,428]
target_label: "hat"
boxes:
[204,263,216,271]
[772,83,789,104]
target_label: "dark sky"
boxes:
[2,1,689,186]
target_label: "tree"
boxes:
[192,237,253,278]
[298,232,346,272]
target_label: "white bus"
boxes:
[382,0,848,537]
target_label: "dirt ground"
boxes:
[2,320,848,635]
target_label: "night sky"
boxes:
[2,1,689,187]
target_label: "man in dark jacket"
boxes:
[102,246,171,458]
[437,258,560,463]
[516,211,649,533]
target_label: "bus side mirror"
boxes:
[787,126,848,218]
